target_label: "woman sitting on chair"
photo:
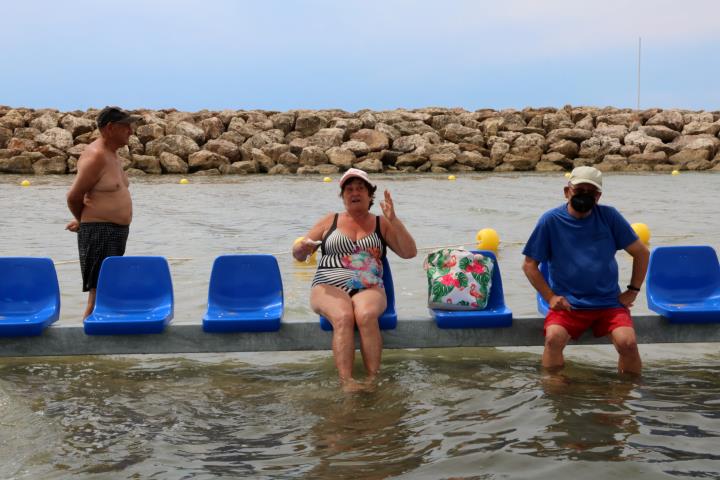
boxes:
[293,168,417,389]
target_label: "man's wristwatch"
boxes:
[626,284,641,292]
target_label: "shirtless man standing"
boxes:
[66,106,139,318]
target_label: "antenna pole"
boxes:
[637,37,642,111]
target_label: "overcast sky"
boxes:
[2,0,718,112]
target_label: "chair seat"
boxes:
[0,257,60,337]
[84,256,174,335]
[204,305,282,333]
[430,306,512,329]
[430,250,513,329]
[647,246,720,324]
[203,255,284,333]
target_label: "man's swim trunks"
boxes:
[78,222,129,292]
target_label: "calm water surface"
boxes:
[0,173,719,478]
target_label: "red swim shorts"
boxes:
[544,307,633,339]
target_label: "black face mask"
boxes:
[570,193,596,213]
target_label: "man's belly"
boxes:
[81,190,133,225]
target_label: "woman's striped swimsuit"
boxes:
[311,213,387,295]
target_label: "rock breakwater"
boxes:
[1,105,719,175]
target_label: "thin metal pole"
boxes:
[637,36,642,110]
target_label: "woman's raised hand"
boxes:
[380,190,396,222]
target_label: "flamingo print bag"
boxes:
[423,249,494,310]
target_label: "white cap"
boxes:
[339,168,374,188]
[569,166,602,192]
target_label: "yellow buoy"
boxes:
[476,228,500,252]
[564,172,571,178]
[293,236,317,264]
[323,177,332,183]
[631,223,651,245]
[179,178,189,184]
[671,170,680,176]
[448,175,456,181]
[20,179,31,187]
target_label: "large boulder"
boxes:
[146,135,200,160]
[326,147,355,169]
[350,129,389,151]
[596,154,628,172]
[295,114,328,136]
[0,126,11,148]
[128,154,160,174]
[188,150,230,171]
[440,123,480,143]
[627,152,668,167]
[0,110,26,130]
[60,115,95,137]
[340,140,370,156]
[578,136,621,159]
[32,156,67,174]
[306,128,345,149]
[546,128,592,145]
[646,110,684,131]
[353,158,383,173]
[201,117,225,140]
[669,149,711,167]
[221,160,259,174]
[167,121,205,144]
[548,139,579,158]
[0,152,44,173]
[135,123,165,144]
[298,146,328,166]
[29,113,60,132]
[270,112,295,134]
[395,153,427,168]
[593,124,629,141]
[36,127,73,150]
[393,120,435,136]
[203,139,241,163]
[159,152,189,174]
[595,112,634,127]
[682,121,720,136]
[392,134,427,153]
[374,123,401,142]
[624,131,663,150]
[243,129,284,149]
[639,125,680,142]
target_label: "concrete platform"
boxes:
[1,315,719,357]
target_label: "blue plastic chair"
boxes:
[536,262,550,316]
[646,245,720,323]
[0,257,60,337]
[320,256,397,331]
[203,254,283,333]
[84,256,174,335]
[430,250,512,328]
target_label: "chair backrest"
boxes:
[647,246,720,302]
[0,257,60,315]
[471,250,506,309]
[381,256,395,314]
[94,256,173,312]
[536,262,550,315]
[207,254,283,310]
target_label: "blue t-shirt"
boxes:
[522,203,638,309]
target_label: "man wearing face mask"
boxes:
[522,166,649,375]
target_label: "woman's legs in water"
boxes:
[310,285,356,382]
[351,288,387,378]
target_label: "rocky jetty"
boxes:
[1,105,719,175]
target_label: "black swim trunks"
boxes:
[78,222,129,292]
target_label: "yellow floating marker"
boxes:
[564,172,571,178]
[323,177,332,183]
[671,170,680,176]
[179,178,189,184]
[631,223,651,246]
[20,179,31,187]
[448,175,456,181]
[476,228,500,253]
[293,236,317,264]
